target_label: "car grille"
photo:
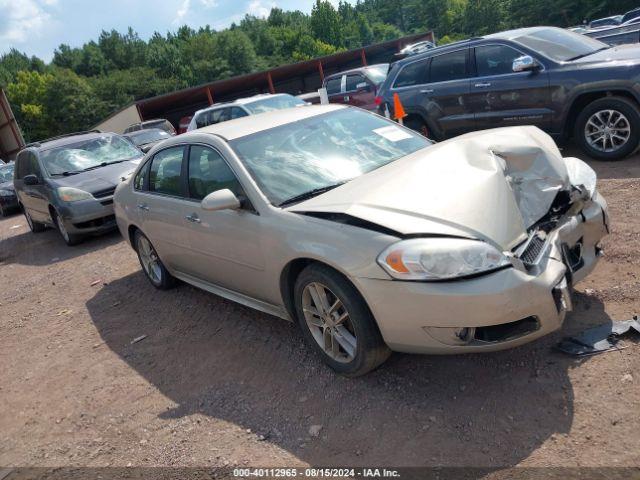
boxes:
[92,187,116,199]
[519,235,547,266]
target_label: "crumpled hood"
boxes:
[0,180,14,192]
[51,160,141,194]
[289,126,572,250]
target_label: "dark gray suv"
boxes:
[377,26,640,160]
[14,131,143,245]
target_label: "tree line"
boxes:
[1,0,635,142]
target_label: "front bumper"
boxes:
[57,196,117,235]
[355,191,609,354]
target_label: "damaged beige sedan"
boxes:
[114,105,609,376]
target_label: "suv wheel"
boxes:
[134,230,176,289]
[575,96,640,160]
[24,208,46,233]
[293,264,391,377]
[404,116,431,138]
[52,210,82,246]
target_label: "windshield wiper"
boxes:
[278,182,346,207]
[567,46,610,61]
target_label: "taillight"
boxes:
[374,96,383,106]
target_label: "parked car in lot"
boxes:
[123,128,171,153]
[322,64,388,111]
[377,26,640,160]
[114,105,608,376]
[0,161,19,217]
[622,7,640,24]
[178,116,193,134]
[589,15,623,29]
[124,119,176,136]
[187,94,306,131]
[14,131,143,245]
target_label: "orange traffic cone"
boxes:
[393,93,407,125]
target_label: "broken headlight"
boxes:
[378,238,510,281]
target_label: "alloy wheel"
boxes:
[584,109,631,153]
[137,235,162,284]
[301,282,357,363]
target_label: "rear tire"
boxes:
[293,263,391,377]
[24,208,46,233]
[53,210,82,246]
[404,116,431,139]
[134,230,176,289]
[575,96,640,160]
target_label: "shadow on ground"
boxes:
[86,272,613,467]
[0,223,122,267]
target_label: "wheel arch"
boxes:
[564,89,640,138]
[279,257,372,323]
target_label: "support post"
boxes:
[317,61,325,82]
[360,49,368,66]
[205,87,214,105]
[267,72,275,94]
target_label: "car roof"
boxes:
[195,104,345,141]
[194,93,293,116]
[123,128,167,137]
[326,63,389,78]
[32,131,115,152]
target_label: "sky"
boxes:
[0,0,354,62]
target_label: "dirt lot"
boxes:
[0,148,639,474]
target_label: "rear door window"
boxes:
[393,59,429,88]
[475,45,524,77]
[429,50,468,83]
[325,77,342,95]
[230,107,248,119]
[149,146,185,197]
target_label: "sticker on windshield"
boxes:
[373,125,413,142]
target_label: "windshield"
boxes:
[243,95,306,114]
[366,64,389,84]
[230,109,430,205]
[513,28,608,62]
[0,163,14,182]
[128,129,170,146]
[41,135,141,175]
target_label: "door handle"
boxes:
[137,204,149,211]
[420,89,434,94]
[474,82,492,88]
[185,214,201,224]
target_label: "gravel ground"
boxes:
[0,149,638,474]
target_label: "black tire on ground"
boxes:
[293,263,391,377]
[574,96,640,161]
[404,116,431,139]
[52,210,83,246]
[134,230,176,290]
[24,208,46,233]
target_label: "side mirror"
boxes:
[201,189,241,212]
[512,55,539,73]
[24,174,40,186]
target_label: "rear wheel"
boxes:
[404,116,431,139]
[294,264,390,377]
[134,230,176,289]
[24,208,46,233]
[575,96,640,160]
[53,210,82,246]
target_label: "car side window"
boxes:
[345,74,366,92]
[15,152,28,179]
[475,45,525,77]
[149,146,185,196]
[393,59,429,88]
[325,77,342,95]
[187,145,243,200]
[429,50,468,83]
[134,161,149,191]
[230,107,248,119]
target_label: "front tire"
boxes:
[53,210,82,246]
[294,264,390,377]
[134,230,176,289]
[575,96,640,160]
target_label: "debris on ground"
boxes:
[308,425,323,437]
[130,335,147,345]
[556,316,640,356]
[90,279,102,287]
[9,225,22,230]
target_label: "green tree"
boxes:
[311,1,343,46]
[6,70,53,141]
